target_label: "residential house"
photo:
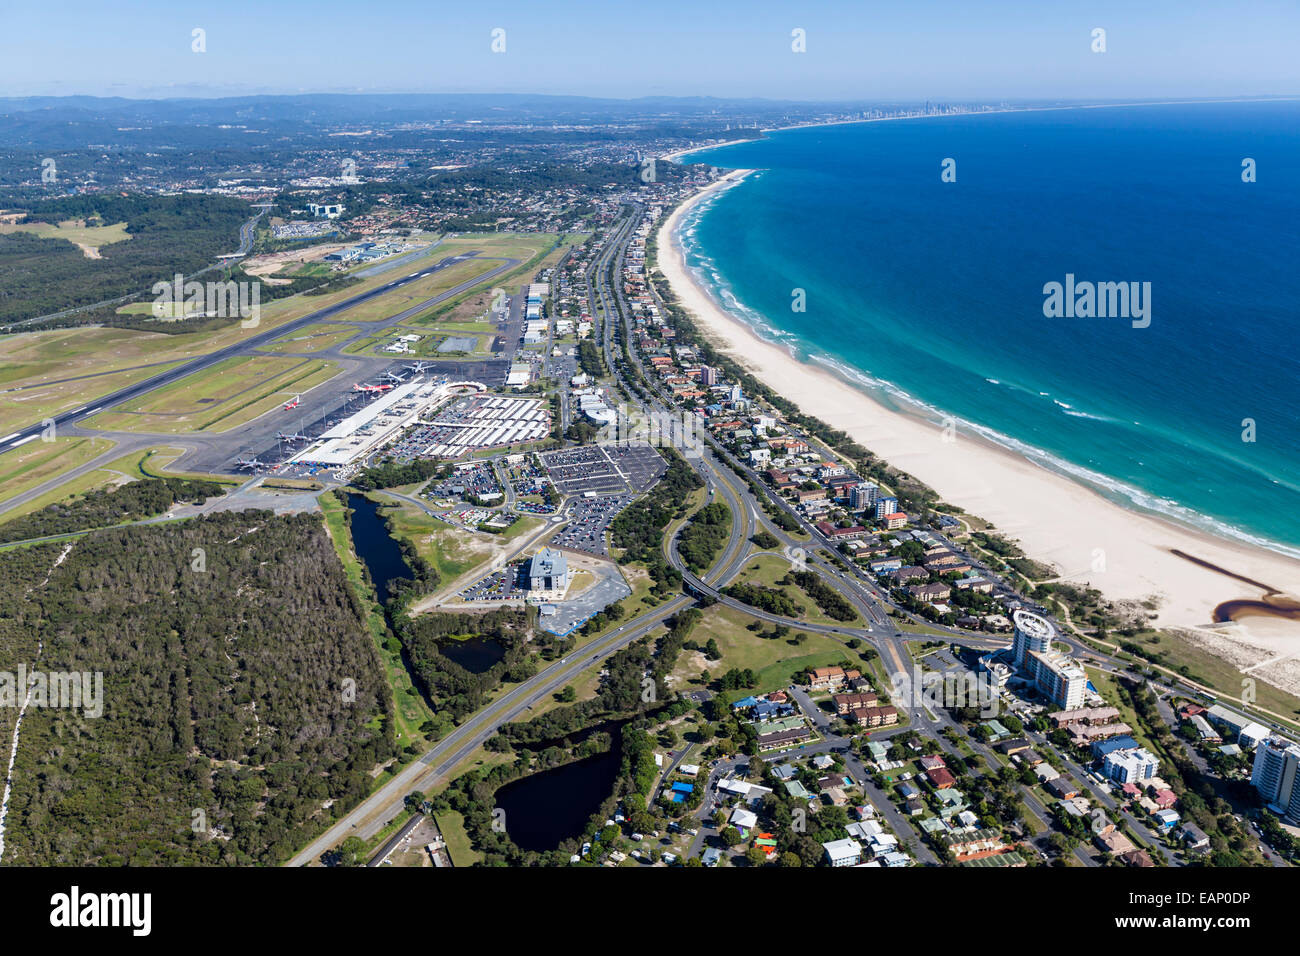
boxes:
[823,838,863,867]
[1179,823,1210,851]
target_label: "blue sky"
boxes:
[2,0,1298,101]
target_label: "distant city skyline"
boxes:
[2,0,1298,101]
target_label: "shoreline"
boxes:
[654,171,1300,664]
[660,96,1300,165]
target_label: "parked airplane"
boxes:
[283,395,301,410]
[276,430,311,442]
[235,456,265,471]
[381,369,408,384]
[352,383,394,393]
[405,361,432,375]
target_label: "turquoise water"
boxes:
[677,101,1300,557]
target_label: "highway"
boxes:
[286,202,1206,869]
[289,593,693,865]
[291,205,770,865]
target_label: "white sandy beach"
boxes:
[656,171,1300,674]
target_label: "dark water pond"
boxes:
[494,730,626,852]
[439,635,507,673]
[346,493,412,605]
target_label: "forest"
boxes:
[0,477,226,544]
[350,457,442,492]
[438,635,695,865]
[395,606,563,725]
[0,510,395,865]
[0,193,251,326]
[676,501,731,573]
[610,452,702,563]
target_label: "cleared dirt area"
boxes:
[241,243,350,279]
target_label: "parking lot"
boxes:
[423,462,502,503]
[416,394,551,459]
[602,442,668,492]
[539,442,667,497]
[226,358,509,477]
[550,493,632,557]
[538,559,632,635]
[540,446,627,496]
[458,561,526,603]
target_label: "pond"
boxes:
[493,731,626,852]
[346,492,412,605]
[438,635,507,674]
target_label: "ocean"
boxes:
[675,100,1300,558]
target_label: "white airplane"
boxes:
[235,456,265,471]
[352,382,393,393]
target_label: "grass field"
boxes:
[0,436,117,510]
[0,232,578,433]
[670,604,852,695]
[0,444,170,522]
[258,323,359,353]
[404,233,588,325]
[0,218,131,257]
[0,443,238,527]
[734,552,863,627]
[341,336,381,355]
[433,810,480,867]
[0,355,190,435]
[83,355,339,433]
[340,257,507,324]
[355,327,495,359]
[1094,627,1300,727]
[375,497,500,585]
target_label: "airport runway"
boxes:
[0,250,517,453]
[0,251,522,517]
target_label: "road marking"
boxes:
[0,433,18,444]
[9,435,38,447]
